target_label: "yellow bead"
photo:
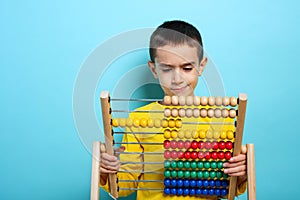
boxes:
[199,130,206,139]
[185,130,192,139]
[171,130,178,139]
[140,118,148,128]
[147,118,154,128]
[168,119,176,128]
[175,119,182,128]
[112,118,118,127]
[178,130,185,139]
[126,118,133,127]
[119,118,126,127]
[227,130,234,139]
[154,119,161,128]
[206,130,213,139]
[161,119,168,128]
[133,118,140,127]
[220,131,227,139]
[164,130,171,139]
[213,131,220,139]
[192,130,198,139]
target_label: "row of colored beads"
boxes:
[164,160,224,170]
[164,150,232,160]
[164,170,228,179]
[164,107,236,118]
[164,178,229,188]
[163,96,237,107]
[164,140,233,150]
[164,187,228,196]
[164,129,234,140]
[112,118,182,128]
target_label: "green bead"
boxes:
[204,161,210,169]
[190,161,197,169]
[216,171,223,178]
[197,171,203,178]
[164,161,171,168]
[191,171,197,178]
[184,171,191,178]
[171,170,177,178]
[164,170,171,177]
[197,161,204,169]
[210,162,217,169]
[217,162,223,169]
[177,170,184,178]
[223,173,228,179]
[203,171,210,179]
[210,171,216,178]
[177,161,184,169]
[184,161,190,169]
[171,161,177,169]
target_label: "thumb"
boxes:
[114,146,126,156]
[241,145,247,154]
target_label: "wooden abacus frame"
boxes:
[90,91,256,200]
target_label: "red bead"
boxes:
[205,142,212,150]
[185,141,191,149]
[191,151,198,159]
[218,152,225,159]
[218,142,226,150]
[225,151,232,160]
[225,141,233,150]
[177,140,185,149]
[164,150,171,159]
[185,151,191,159]
[198,151,205,159]
[211,151,218,159]
[170,140,177,149]
[164,140,171,149]
[191,140,198,149]
[178,150,185,159]
[205,152,211,159]
[212,142,219,150]
[198,141,205,149]
[171,150,178,159]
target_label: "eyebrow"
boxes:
[156,61,196,68]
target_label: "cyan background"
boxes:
[1,0,299,200]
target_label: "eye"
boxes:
[161,67,172,72]
[183,67,193,71]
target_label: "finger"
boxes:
[223,160,246,168]
[101,153,118,162]
[228,154,246,163]
[115,146,126,155]
[100,166,118,174]
[224,165,246,175]
[227,171,246,177]
[100,162,120,171]
[241,145,247,154]
[100,143,106,153]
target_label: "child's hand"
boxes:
[223,145,247,184]
[99,144,125,185]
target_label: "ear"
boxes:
[198,57,208,76]
[148,61,158,79]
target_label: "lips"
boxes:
[171,85,188,94]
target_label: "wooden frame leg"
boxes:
[90,141,101,200]
[247,144,256,200]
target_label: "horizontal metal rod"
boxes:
[118,170,163,174]
[120,162,163,164]
[112,110,163,113]
[111,98,162,102]
[183,122,234,125]
[116,152,163,155]
[119,188,163,191]
[113,131,163,135]
[114,142,162,145]
[118,180,163,183]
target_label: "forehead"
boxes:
[155,44,199,65]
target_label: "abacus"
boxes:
[90,92,256,200]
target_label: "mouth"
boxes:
[171,85,188,93]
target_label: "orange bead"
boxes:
[220,131,227,139]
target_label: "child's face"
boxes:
[148,44,207,96]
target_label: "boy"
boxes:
[100,20,247,199]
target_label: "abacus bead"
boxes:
[164,160,171,168]
[171,96,179,105]
[140,118,147,127]
[203,171,210,178]
[190,179,197,187]
[193,108,200,118]
[179,96,186,106]
[204,161,210,169]
[208,96,215,106]
[217,161,223,169]
[199,130,206,139]
[177,188,183,195]
[161,119,168,128]
[126,118,133,127]
[218,152,225,159]
[183,188,189,196]
[215,180,221,187]
[198,152,205,159]
[215,189,221,196]
[205,152,211,159]
[227,130,234,139]
[214,108,221,118]
[191,151,198,159]
[206,130,213,139]
[221,189,228,196]
[171,108,179,117]
[178,130,185,139]
[221,109,229,118]
[212,141,219,150]
[154,119,161,128]
[177,140,185,149]
[200,108,207,118]
[164,96,171,105]
[190,161,197,169]
[209,189,214,196]
[164,188,170,195]
[168,119,176,128]
[164,108,171,117]
[197,171,203,178]
[210,171,216,178]
[191,171,197,178]
[177,161,184,168]
[171,150,178,159]
[186,96,193,106]
[177,179,184,187]
[191,140,198,149]
[164,150,171,159]
[177,170,184,178]
[223,96,230,106]
[171,170,177,178]
[207,108,214,118]
[225,151,232,160]
[164,178,171,186]
[197,161,204,168]
[230,96,237,107]
[171,130,178,139]
[164,170,171,177]
[171,188,177,195]
[186,108,193,118]
[202,189,208,195]
[119,118,126,127]
[170,140,177,149]
[178,108,185,117]
[196,188,202,196]
[184,161,191,168]
[192,130,199,139]
[215,96,222,106]
[197,180,203,187]
[164,140,171,149]
[164,130,171,139]
[133,118,140,127]
[184,179,190,187]
[175,119,182,128]
[216,172,223,178]
[229,108,236,118]
[211,152,218,159]
[211,161,217,169]
[112,118,118,127]
[185,130,192,139]
[213,131,220,139]
[200,96,208,106]
[184,151,191,159]
[184,171,191,178]
[205,142,212,149]
[190,188,196,196]
[225,141,233,150]
[219,141,226,150]
[193,96,200,106]
[147,118,154,128]
[178,151,184,159]
[203,180,209,187]
[220,131,227,139]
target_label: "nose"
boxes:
[172,69,184,84]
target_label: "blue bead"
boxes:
[177,179,183,187]
[215,180,221,187]
[209,180,215,187]
[203,180,209,187]
[196,180,203,187]
[184,179,190,187]
[171,179,177,187]
[215,189,221,196]
[164,187,170,195]
[202,189,208,195]
[190,188,196,196]
[177,188,183,195]
[221,189,228,196]
[196,188,202,195]
[183,188,189,195]
[209,189,214,196]
[164,178,171,187]
[190,179,196,187]
[221,180,229,187]
[171,188,177,195]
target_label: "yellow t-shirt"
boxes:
[101,102,246,199]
